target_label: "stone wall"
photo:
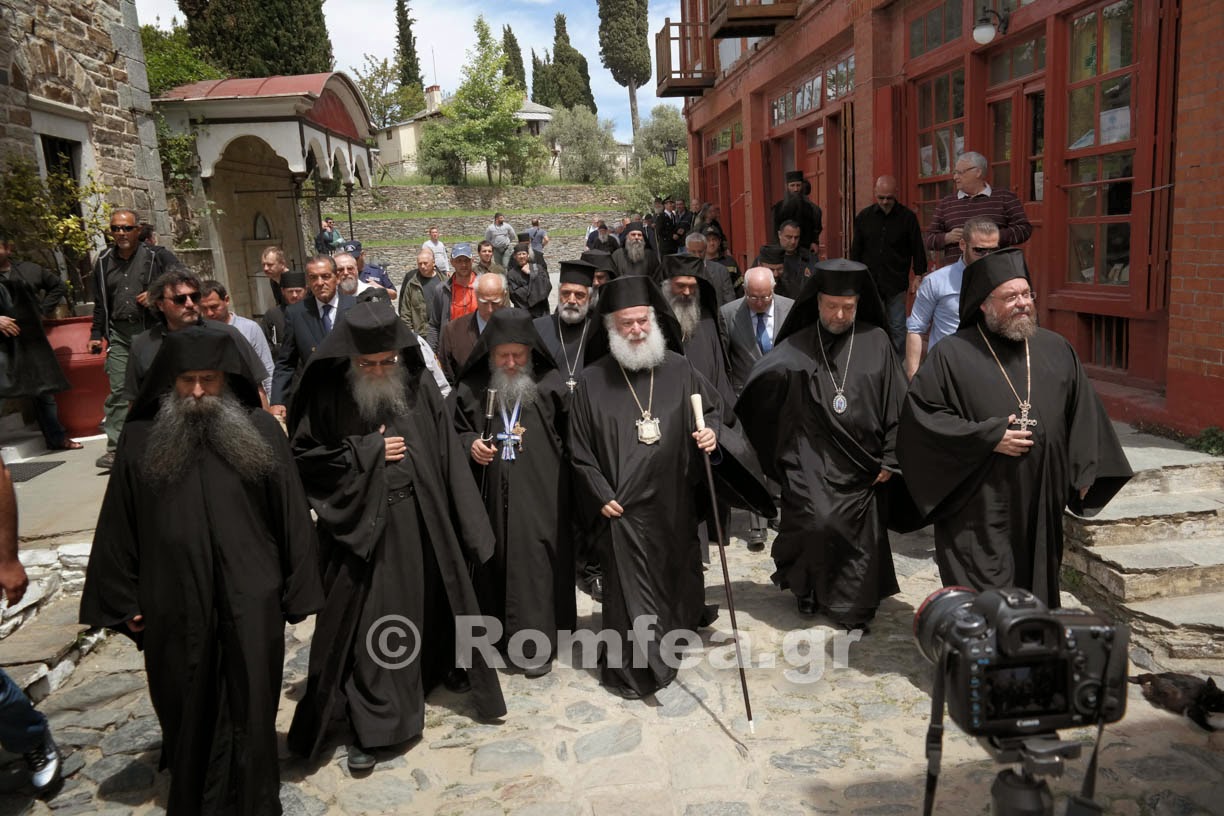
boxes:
[0,0,171,234]
[313,184,638,216]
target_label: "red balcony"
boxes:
[710,0,799,39]
[655,18,716,98]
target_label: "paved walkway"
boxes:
[3,516,1223,815]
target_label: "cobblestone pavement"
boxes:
[3,521,1223,815]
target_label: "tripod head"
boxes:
[980,734,1083,780]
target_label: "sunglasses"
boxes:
[167,292,201,305]
[110,225,138,233]
[970,246,999,255]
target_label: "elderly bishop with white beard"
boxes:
[897,248,1132,605]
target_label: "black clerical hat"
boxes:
[457,307,557,382]
[958,247,1031,328]
[660,253,704,280]
[357,287,393,305]
[624,221,645,236]
[584,275,685,363]
[320,300,419,356]
[775,258,887,344]
[758,244,785,264]
[785,170,804,183]
[128,325,262,421]
[281,271,306,288]
[559,260,596,288]
[581,249,617,278]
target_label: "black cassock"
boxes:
[737,322,904,625]
[80,411,322,816]
[569,351,720,697]
[451,368,576,656]
[507,262,552,318]
[287,364,505,757]
[897,326,1132,605]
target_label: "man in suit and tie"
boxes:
[270,255,356,416]
[719,266,793,549]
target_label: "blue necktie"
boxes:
[321,302,333,333]
[756,312,771,353]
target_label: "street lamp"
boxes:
[972,7,1010,45]
[663,140,678,168]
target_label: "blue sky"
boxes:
[135,0,683,143]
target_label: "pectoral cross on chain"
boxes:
[496,424,525,461]
[1013,401,1038,431]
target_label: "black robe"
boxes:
[287,362,505,756]
[451,368,576,656]
[737,322,904,625]
[610,248,660,282]
[897,325,1132,605]
[569,351,721,697]
[682,313,736,425]
[507,262,552,318]
[80,411,322,816]
[533,313,593,391]
[0,278,69,398]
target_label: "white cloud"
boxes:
[135,0,682,142]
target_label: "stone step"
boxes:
[1122,591,1224,660]
[0,596,89,698]
[1117,458,1224,499]
[1064,537,1224,601]
[1065,488,1224,547]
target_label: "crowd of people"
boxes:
[0,152,1136,808]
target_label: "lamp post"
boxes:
[663,140,678,168]
[972,7,1009,45]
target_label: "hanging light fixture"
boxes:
[663,140,679,168]
[972,7,1010,45]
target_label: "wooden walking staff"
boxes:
[479,388,498,499]
[691,394,755,734]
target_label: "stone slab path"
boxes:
[3,523,1223,815]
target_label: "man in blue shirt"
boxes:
[905,217,1000,379]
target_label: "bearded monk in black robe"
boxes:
[80,326,322,815]
[897,248,1132,605]
[451,309,575,676]
[737,260,907,631]
[286,302,504,771]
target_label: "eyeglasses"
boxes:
[746,294,772,302]
[355,356,400,368]
[990,290,1036,306]
[167,292,201,305]
[970,245,999,255]
[952,167,978,176]
[110,225,138,233]
[477,297,505,306]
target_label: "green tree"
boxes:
[634,104,687,161]
[597,0,651,136]
[544,106,617,185]
[550,14,597,113]
[352,54,421,128]
[416,121,465,184]
[628,152,689,212]
[178,0,333,76]
[140,20,226,97]
[502,134,551,186]
[444,16,522,183]
[503,25,527,92]
[532,49,557,107]
[395,0,423,89]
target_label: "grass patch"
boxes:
[339,203,628,222]
[362,228,597,249]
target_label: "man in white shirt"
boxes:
[198,279,275,397]
[423,226,450,274]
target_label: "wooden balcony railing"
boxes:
[710,0,800,39]
[655,18,716,98]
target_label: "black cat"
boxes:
[1129,673,1224,732]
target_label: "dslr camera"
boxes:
[914,587,1128,737]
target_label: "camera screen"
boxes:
[984,660,1068,721]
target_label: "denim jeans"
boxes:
[0,669,48,754]
[885,291,907,356]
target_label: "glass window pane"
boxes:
[938,179,954,198]
[1067,85,1096,149]
[934,75,950,123]
[1070,184,1098,217]
[919,131,934,177]
[1030,157,1045,201]
[994,164,1012,193]
[1029,91,1046,156]
[953,123,965,161]
[1069,224,1097,283]
[911,19,926,57]
[1036,36,1046,71]
[919,81,933,129]
[1103,181,1133,215]
[927,8,943,51]
[992,100,1013,161]
[846,56,855,93]
[1071,157,1099,183]
[1103,222,1130,284]
[952,69,965,118]
[1103,150,1134,179]
[1102,0,1135,72]
[1070,11,1098,82]
[826,67,837,100]
[945,0,962,41]
[935,127,953,175]
[1015,40,1035,77]
[1099,75,1132,144]
[990,52,1010,86]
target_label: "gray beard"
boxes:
[339,277,359,295]
[490,360,538,406]
[606,314,667,371]
[559,301,589,325]
[143,390,276,489]
[820,317,853,336]
[625,240,646,263]
[347,363,410,424]
[665,291,702,342]
[984,309,1038,342]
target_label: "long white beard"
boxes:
[338,276,359,295]
[347,363,410,423]
[625,240,646,263]
[559,301,590,325]
[984,308,1037,342]
[144,390,276,488]
[490,360,538,406]
[665,290,702,342]
[605,313,667,371]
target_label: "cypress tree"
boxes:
[181,0,333,77]
[395,0,423,89]
[550,14,597,114]
[597,0,651,136]
[532,49,557,108]
[502,25,527,92]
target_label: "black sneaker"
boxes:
[95,450,116,470]
[24,732,62,794]
[347,743,376,772]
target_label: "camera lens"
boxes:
[914,586,977,664]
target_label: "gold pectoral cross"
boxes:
[1013,401,1038,431]
[511,422,526,452]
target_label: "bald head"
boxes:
[476,272,508,322]
[744,267,775,315]
[874,176,898,213]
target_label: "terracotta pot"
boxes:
[46,316,107,437]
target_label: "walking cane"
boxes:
[479,388,497,499]
[691,394,755,734]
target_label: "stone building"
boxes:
[0,0,171,281]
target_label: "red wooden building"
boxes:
[657,0,1222,433]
